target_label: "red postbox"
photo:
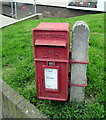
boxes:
[32,22,70,101]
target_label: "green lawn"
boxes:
[2,13,104,119]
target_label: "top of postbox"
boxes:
[33,22,70,32]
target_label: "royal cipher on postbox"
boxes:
[32,22,70,101]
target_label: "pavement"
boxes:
[0,14,17,28]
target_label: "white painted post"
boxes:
[70,21,89,103]
[33,0,36,14]
[14,2,17,19]
[11,0,14,18]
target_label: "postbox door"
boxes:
[34,41,69,101]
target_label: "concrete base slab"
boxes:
[0,14,17,28]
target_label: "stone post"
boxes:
[70,21,89,103]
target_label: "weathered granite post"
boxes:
[0,80,2,119]
[70,21,89,103]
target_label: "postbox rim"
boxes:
[33,22,70,32]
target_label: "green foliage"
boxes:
[2,13,104,119]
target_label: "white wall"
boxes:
[1,0,66,7]
[97,0,106,11]
[36,0,66,7]
[1,0,35,4]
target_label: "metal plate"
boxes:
[44,68,58,89]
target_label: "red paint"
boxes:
[19,5,28,11]
[69,83,87,87]
[69,60,89,64]
[32,23,70,101]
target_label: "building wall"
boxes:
[36,0,66,7]
[36,4,98,18]
[0,2,2,14]
[1,0,35,4]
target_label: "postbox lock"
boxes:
[48,61,54,66]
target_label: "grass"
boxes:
[2,13,104,119]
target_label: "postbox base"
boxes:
[38,96,67,101]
